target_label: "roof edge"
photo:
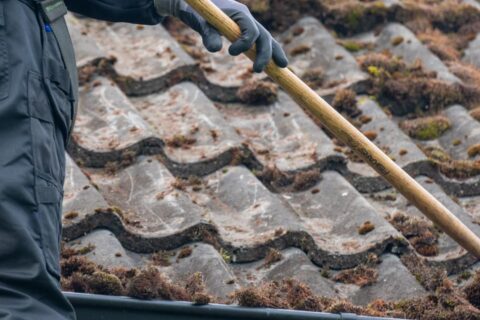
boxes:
[65,292,406,320]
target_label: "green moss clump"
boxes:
[341,40,363,52]
[400,116,452,140]
[423,146,452,162]
[87,271,124,296]
[358,52,480,115]
[220,248,232,263]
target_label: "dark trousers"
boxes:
[0,0,75,319]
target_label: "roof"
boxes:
[61,1,480,318]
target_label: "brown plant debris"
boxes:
[151,251,173,267]
[468,144,480,158]
[418,29,461,61]
[333,265,379,287]
[177,246,193,260]
[301,67,324,89]
[233,278,480,318]
[236,80,278,105]
[61,245,210,303]
[362,130,378,141]
[471,107,480,121]
[257,248,283,270]
[185,272,211,305]
[256,166,321,192]
[61,244,480,318]
[165,135,197,149]
[290,44,311,56]
[389,212,439,257]
[464,272,480,309]
[422,146,480,179]
[64,211,80,220]
[400,253,447,292]
[358,52,480,116]
[400,115,452,140]
[358,221,376,235]
[130,267,192,301]
[332,88,361,118]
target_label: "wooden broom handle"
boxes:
[184,0,480,258]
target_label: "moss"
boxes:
[358,221,375,235]
[391,36,404,46]
[64,211,79,220]
[257,248,283,270]
[423,146,452,162]
[400,116,452,140]
[186,272,211,305]
[389,212,439,257]
[422,146,480,179]
[127,267,189,301]
[332,89,361,118]
[86,271,124,296]
[333,265,378,287]
[177,246,193,260]
[464,272,480,309]
[291,170,322,191]
[151,251,172,266]
[77,244,96,255]
[320,269,331,279]
[362,130,378,141]
[165,135,197,149]
[418,29,461,61]
[437,160,480,180]
[338,40,373,53]
[468,144,480,158]
[358,52,480,115]
[367,65,381,78]
[127,267,163,300]
[236,80,278,105]
[302,67,324,89]
[290,44,311,56]
[220,248,232,263]
[470,107,480,121]
[401,253,446,291]
[61,256,97,278]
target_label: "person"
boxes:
[0,0,287,319]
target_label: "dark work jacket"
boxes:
[64,0,163,25]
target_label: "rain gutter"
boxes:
[65,292,407,320]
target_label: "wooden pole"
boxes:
[184,0,480,258]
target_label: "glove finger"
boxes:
[225,10,259,56]
[178,10,203,34]
[253,25,272,73]
[272,40,289,68]
[202,24,223,52]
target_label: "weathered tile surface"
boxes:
[83,20,195,83]
[66,14,106,67]
[280,18,368,95]
[130,82,243,172]
[218,91,341,172]
[62,4,480,313]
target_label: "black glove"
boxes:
[155,0,288,73]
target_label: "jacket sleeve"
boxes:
[65,0,163,25]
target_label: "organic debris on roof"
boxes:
[64,1,480,318]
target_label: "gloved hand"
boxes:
[155,0,288,73]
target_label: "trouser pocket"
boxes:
[0,2,9,101]
[36,175,63,280]
[28,69,71,279]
